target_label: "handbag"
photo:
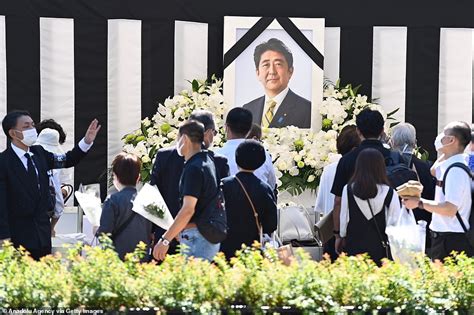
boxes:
[61,184,74,203]
[235,176,294,265]
[315,210,334,244]
[278,205,315,242]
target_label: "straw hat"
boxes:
[35,128,65,155]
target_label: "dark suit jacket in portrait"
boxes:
[243,89,311,128]
[0,144,87,257]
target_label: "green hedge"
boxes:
[0,238,472,313]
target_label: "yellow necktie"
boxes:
[262,99,277,128]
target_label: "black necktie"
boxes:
[25,153,39,190]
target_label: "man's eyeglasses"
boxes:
[208,129,218,136]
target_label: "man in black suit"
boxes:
[243,38,311,128]
[150,110,229,254]
[0,110,101,260]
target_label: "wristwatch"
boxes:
[333,230,340,236]
[159,236,170,246]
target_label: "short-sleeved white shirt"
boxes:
[431,154,471,232]
[314,160,339,215]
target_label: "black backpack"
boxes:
[385,151,418,189]
[441,162,474,247]
[196,187,227,244]
[195,153,228,244]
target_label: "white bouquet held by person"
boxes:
[132,183,174,230]
[74,191,102,227]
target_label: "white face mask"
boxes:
[434,133,444,151]
[16,128,38,147]
[176,136,185,157]
[434,132,454,152]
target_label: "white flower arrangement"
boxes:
[262,126,338,195]
[123,76,226,182]
[320,80,398,132]
[122,77,396,195]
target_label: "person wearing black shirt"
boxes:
[221,140,277,259]
[331,109,394,255]
[153,120,220,261]
[149,110,229,255]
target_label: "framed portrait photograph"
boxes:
[223,17,325,130]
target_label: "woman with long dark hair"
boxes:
[339,148,401,264]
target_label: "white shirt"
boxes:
[11,138,92,171]
[216,139,277,189]
[314,159,340,215]
[431,154,471,232]
[263,87,289,120]
[340,184,401,238]
[50,169,65,218]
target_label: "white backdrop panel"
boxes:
[438,28,473,132]
[107,19,142,168]
[174,21,208,94]
[323,27,340,85]
[372,27,407,123]
[39,17,76,191]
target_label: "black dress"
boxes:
[220,172,278,259]
[345,185,393,265]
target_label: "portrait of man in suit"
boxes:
[243,38,311,128]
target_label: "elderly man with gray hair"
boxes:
[390,123,417,153]
[390,122,436,252]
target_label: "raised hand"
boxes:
[84,119,102,145]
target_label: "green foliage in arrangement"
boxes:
[0,239,472,313]
[143,202,165,219]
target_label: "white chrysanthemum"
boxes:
[288,166,300,177]
[277,160,289,171]
[123,144,135,154]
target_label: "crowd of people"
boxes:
[0,107,472,263]
[317,109,473,263]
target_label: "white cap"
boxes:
[35,128,65,155]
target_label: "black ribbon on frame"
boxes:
[223,17,324,70]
